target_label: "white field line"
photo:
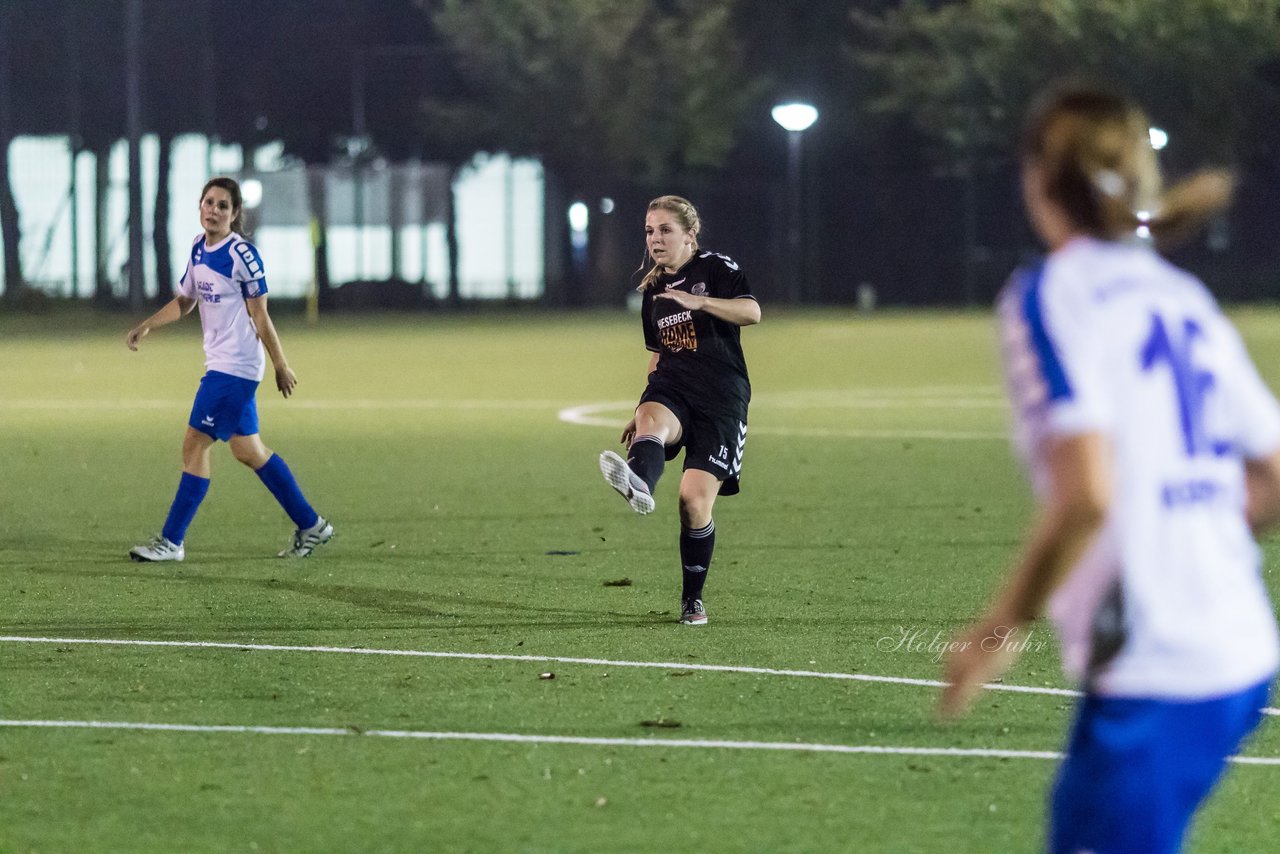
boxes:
[0,634,1068,697]
[763,386,1004,400]
[3,719,1277,765]
[6,635,1276,717]
[757,398,1007,409]
[0,719,1065,760]
[556,401,1007,440]
[2,398,564,411]
[3,389,1006,414]
[8,394,1008,439]
[556,400,636,428]
[749,426,1007,441]
[3,396,1004,413]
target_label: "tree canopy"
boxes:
[421,0,760,195]
[853,0,1280,169]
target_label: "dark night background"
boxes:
[2,0,1278,309]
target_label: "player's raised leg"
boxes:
[600,401,681,515]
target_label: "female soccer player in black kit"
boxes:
[599,195,760,625]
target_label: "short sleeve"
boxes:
[1000,263,1113,438]
[707,254,752,301]
[232,240,269,299]
[641,289,659,352]
[176,254,195,299]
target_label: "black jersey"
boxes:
[641,250,754,406]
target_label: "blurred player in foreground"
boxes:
[940,85,1280,853]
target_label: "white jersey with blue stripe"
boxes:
[177,232,269,382]
[999,236,1280,699]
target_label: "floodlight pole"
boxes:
[351,49,367,281]
[785,130,803,303]
[772,103,818,304]
[125,0,145,309]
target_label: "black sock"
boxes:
[627,435,666,494]
[680,520,715,601]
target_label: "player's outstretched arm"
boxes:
[653,291,760,326]
[125,296,197,351]
[245,295,297,398]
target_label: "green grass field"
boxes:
[3,307,1279,852]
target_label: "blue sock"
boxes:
[161,472,210,545]
[255,453,320,530]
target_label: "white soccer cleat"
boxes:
[680,598,707,626]
[599,450,655,514]
[129,536,185,562]
[278,516,334,558]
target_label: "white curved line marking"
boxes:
[557,401,635,428]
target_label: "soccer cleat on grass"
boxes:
[129,536,185,562]
[599,450,655,515]
[680,598,707,626]
[278,516,334,558]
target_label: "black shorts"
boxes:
[638,378,748,496]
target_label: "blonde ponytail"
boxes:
[1147,169,1235,250]
[1022,86,1233,250]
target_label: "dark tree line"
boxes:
[2,0,1278,308]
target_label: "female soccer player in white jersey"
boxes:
[124,177,333,562]
[598,195,760,626]
[939,86,1280,852]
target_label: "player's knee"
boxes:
[634,415,667,441]
[181,430,211,461]
[231,441,270,468]
[635,405,678,442]
[678,489,713,528]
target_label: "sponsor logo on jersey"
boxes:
[657,310,693,329]
[657,308,697,351]
[665,277,686,290]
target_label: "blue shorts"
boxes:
[188,370,260,441]
[1050,679,1272,854]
